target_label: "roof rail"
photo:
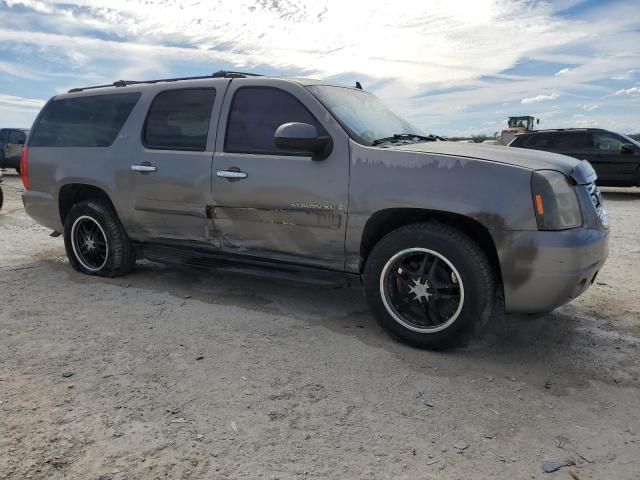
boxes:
[67,70,262,93]
[212,70,262,78]
[521,127,601,134]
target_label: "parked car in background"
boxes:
[508,128,640,187]
[0,128,29,173]
[20,72,609,350]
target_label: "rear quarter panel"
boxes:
[23,89,149,231]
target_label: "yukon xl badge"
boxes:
[291,203,344,211]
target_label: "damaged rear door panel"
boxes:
[126,81,228,242]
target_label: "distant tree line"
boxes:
[445,134,495,143]
[446,133,640,143]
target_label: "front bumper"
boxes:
[495,226,609,314]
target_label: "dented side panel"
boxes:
[210,79,351,270]
[344,140,539,272]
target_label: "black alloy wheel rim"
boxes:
[71,215,109,271]
[380,248,464,332]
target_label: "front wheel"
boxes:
[364,222,495,350]
[63,200,136,277]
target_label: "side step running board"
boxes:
[137,243,361,289]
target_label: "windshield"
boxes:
[620,132,640,148]
[307,85,423,145]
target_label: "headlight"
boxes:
[531,170,582,230]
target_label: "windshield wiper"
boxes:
[372,133,442,146]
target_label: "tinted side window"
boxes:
[8,130,26,144]
[143,88,216,151]
[552,132,589,149]
[225,87,324,155]
[592,132,624,152]
[524,133,554,148]
[30,93,140,147]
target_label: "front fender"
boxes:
[345,141,536,272]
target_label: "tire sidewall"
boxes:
[364,224,493,350]
[63,201,126,276]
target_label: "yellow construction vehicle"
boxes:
[500,116,539,145]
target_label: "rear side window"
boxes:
[143,88,216,151]
[524,133,554,148]
[225,87,324,155]
[30,93,140,147]
[8,130,26,144]
[552,132,589,149]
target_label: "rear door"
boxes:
[210,79,350,270]
[548,131,591,162]
[125,82,227,242]
[589,131,640,186]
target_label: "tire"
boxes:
[0,186,3,211]
[363,222,495,350]
[63,200,136,277]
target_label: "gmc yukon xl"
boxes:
[21,71,609,350]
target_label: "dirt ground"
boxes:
[1,171,639,480]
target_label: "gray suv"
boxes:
[21,72,609,350]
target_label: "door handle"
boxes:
[217,168,248,180]
[131,164,157,173]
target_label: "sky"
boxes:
[0,0,639,137]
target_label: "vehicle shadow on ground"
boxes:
[57,257,634,388]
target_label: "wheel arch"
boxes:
[359,208,502,285]
[58,183,116,226]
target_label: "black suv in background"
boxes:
[508,128,640,187]
[0,128,29,172]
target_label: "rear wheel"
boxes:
[63,200,135,277]
[364,222,495,350]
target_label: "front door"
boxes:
[587,131,640,186]
[211,79,350,270]
[126,84,225,242]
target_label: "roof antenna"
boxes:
[355,81,363,90]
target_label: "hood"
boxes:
[387,141,595,184]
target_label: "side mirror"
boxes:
[274,122,332,160]
[620,143,635,154]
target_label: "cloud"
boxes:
[521,93,560,104]
[581,104,599,111]
[0,0,639,134]
[0,0,591,86]
[611,69,637,80]
[614,85,640,96]
[0,94,46,110]
[0,61,42,80]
